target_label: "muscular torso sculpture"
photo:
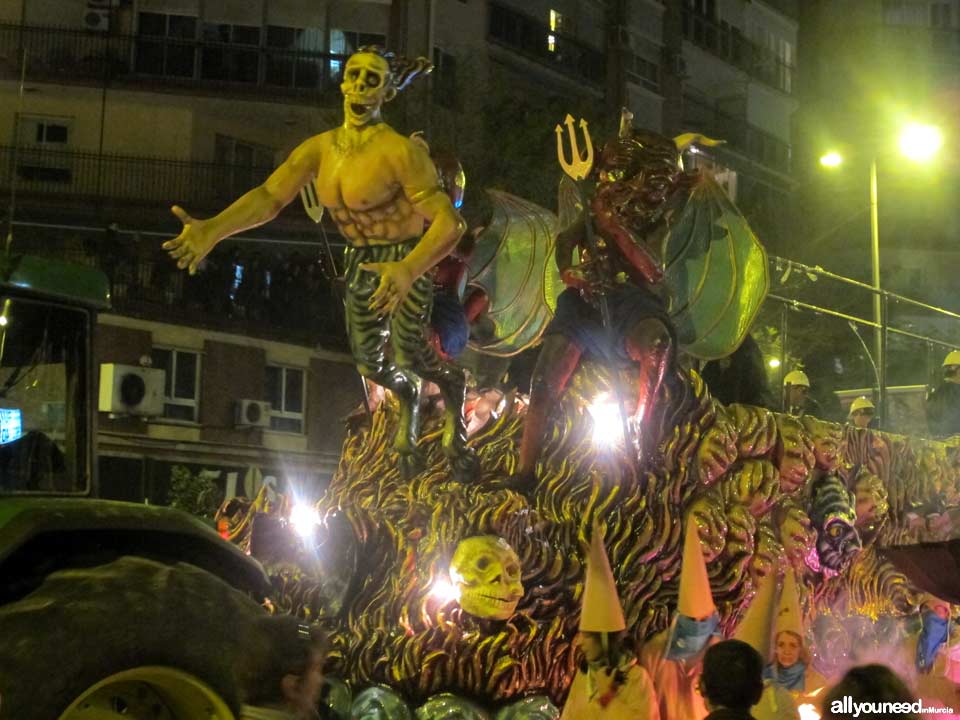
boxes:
[163,47,476,480]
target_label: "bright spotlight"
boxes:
[768,358,781,369]
[0,316,8,327]
[899,122,943,162]
[819,151,843,168]
[429,575,461,604]
[798,704,820,720]
[289,503,320,539]
[587,394,625,448]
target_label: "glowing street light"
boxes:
[818,120,943,426]
[819,151,843,168]
[768,358,781,369]
[899,122,943,162]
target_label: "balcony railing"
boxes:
[0,144,276,209]
[681,10,794,95]
[0,23,347,102]
[11,226,347,350]
[487,2,606,86]
[682,94,791,175]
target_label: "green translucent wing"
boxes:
[557,174,583,232]
[466,190,561,357]
[662,175,769,360]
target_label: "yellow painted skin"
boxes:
[163,49,476,479]
[163,51,465,315]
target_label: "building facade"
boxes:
[0,0,800,505]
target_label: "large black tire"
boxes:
[0,556,271,720]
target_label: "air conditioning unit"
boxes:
[82,9,110,31]
[236,399,271,428]
[99,364,165,416]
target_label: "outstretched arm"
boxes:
[163,136,321,274]
[362,138,466,313]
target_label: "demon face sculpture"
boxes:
[590,128,686,285]
[808,474,863,575]
[449,536,524,620]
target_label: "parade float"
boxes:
[208,47,960,720]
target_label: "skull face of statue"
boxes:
[341,52,395,128]
[449,536,523,620]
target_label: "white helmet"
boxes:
[783,370,810,388]
[943,350,960,367]
[849,396,875,415]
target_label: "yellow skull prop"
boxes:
[449,536,524,620]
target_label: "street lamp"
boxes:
[819,121,943,422]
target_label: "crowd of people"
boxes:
[85,227,346,346]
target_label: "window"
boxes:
[151,348,200,422]
[624,32,662,93]
[265,366,305,433]
[201,23,261,83]
[931,2,953,27]
[548,9,569,51]
[329,30,387,76]
[135,12,197,78]
[266,25,326,88]
[549,9,569,34]
[16,114,72,183]
[214,134,275,199]
[432,48,458,108]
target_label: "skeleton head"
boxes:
[341,51,396,128]
[449,536,523,620]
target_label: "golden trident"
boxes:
[555,114,594,180]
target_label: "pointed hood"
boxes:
[580,524,626,632]
[733,570,779,658]
[775,568,803,639]
[678,520,717,619]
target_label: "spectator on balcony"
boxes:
[235,252,266,321]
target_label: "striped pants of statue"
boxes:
[343,241,473,478]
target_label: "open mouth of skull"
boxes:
[350,101,374,116]
[470,592,521,605]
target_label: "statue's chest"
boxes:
[317,146,398,211]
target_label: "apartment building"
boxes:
[0,0,801,503]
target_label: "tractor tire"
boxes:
[0,555,271,720]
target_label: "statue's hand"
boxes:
[162,206,218,275]
[361,260,415,314]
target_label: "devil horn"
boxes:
[674,132,725,152]
[618,108,634,139]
